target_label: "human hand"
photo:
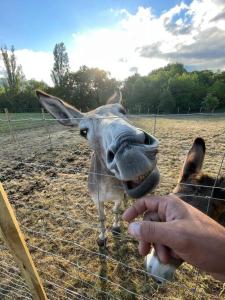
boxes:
[123,194,225,280]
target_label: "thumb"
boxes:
[128,221,172,246]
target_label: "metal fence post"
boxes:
[41,108,53,150]
[153,107,159,135]
[4,108,16,143]
[153,114,157,134]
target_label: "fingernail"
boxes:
[128,222,141,237]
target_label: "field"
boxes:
[0,113,225,299]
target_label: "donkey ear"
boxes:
[178,137,206,182]
[36,90,84,126]
[107,89,122,104]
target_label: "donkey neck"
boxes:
[92,151,113,176]
[88,151,124,202]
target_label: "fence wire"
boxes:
[0,111,225,299]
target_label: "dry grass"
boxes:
[0,114,225,299]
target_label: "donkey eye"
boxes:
[80,128,88,138]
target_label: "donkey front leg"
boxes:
[112,200,122,234]
[96,201,107,247]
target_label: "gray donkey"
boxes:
[36,90,160,246]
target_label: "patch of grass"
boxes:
[0,112,53,135]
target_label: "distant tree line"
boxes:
[0,43,225,113]
[123,64,225,113]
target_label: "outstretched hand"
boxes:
[122,194,225,281]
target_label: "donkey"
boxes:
[146,137,225,283]
[36,90,160,246]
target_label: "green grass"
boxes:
[0,112,54,135]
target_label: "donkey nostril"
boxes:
[107,150,115,163]
[144,133,155,145]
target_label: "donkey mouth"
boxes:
[122,167,160,199]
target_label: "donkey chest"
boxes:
[88,174,124,203]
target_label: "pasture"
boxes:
[0,113,225,299]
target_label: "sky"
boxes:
[0,0,225,85]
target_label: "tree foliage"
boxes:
[48,65,118,111]
[202,93,220,112]
[0,46,25,94]
[123,63,225,113]
[0,43,225,114]
[51,42,69,87]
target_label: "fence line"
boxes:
[11,186,225,297]
[1,156,225,197]
[0,111,225,299]
[0,194,209,298]
[28,244,153,300]
[1,111,225,122]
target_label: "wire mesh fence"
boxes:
[0,109,225,299]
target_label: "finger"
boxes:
[138,241,151,256]
[143,211,160,222]
[139,212,159,256]
[128,221,174,247]
[122,196,168,222]
[154,244,171,264]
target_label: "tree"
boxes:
[150,63,186,78]
[48,65,118,111]
[0,86,5,96]
[168,72,204,112]
[24,79,48,94]
[0,45,25,94]
[202,93,219,112]
[209,80,225,106]
[158,89,175,113]
[51,42,69,87]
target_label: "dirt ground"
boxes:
[0,114,225,300]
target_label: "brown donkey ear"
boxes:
[36,90,84,126]
[178,137,206,182]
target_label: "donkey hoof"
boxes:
[112,226,121,235]
[97,237,107,247]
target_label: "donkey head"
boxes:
[173,137,208,213]
[173,137,225,221]
[36,90,160,198]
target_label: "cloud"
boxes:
[69,0,225,78]
[140,28,225,70]
[0,49,53,85]
[211,10,225,22]
[1,0,225,83]
[129,66,138,73]
[137,0,225,71]
[16,50,53,84]
[0,66,4,77]
[69,6,170,79]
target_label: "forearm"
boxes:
[206,223,225,277]
[211,273,225,282]
[196,221,225,278]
